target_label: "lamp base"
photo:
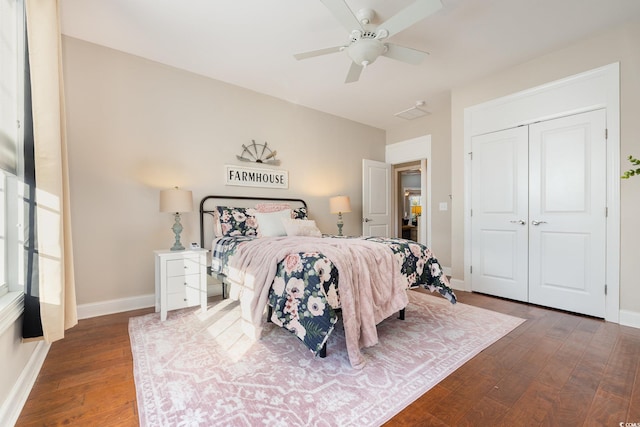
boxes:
[170,212,185,251]
[337,212,344,237]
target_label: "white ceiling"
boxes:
[60,0,640,131]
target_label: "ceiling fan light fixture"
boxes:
[347,39,386,67]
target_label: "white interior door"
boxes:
[528,110,607,317]
[362,159,391,237]
[471,127,529,302]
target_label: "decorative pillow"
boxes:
[256,202,308,220]
[282,218,322,237]
[255,202,292,213]
[292,206,308,220]
[255,209,292,237]
[212,210,223,237]
[216,206,258,237]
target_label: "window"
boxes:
[1,0,25,297]
[0,174,5,297]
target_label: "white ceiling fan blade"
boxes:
[383,43,429,65]
[320,0,363,33]
[345,62,364,83]
[378,0,442,37]
[294,46,343,60]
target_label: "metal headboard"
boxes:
[199,195,308,249]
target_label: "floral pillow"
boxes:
[216,206,258,237]
[292,206,308,220]
[256,202,308,220]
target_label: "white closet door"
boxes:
[528,109,607,317]
[471,127,529,302]
[362,159,392,237]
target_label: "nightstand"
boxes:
[154,248,208,321]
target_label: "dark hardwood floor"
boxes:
[15,290,640,426]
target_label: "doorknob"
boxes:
[363,218,373,223]
[531,220,547,226]
[510,220,526,225]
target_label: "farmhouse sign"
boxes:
[225,165,289,189]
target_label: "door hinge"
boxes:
[605,284,607,295]
[605,128,608,140]
[605,207,608,217]
[470,265,473,274]
[470,209,473,217]
[468,152,473,160]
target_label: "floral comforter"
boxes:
[211,236,456,355]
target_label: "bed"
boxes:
[200,195,456,369]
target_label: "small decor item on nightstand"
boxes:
[160,187,193,251]
[330,195,351,236]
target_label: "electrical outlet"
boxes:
[439,202,448,211]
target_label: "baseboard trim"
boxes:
[76,288,225,320]
[619,309,640,329]
[0,340,50,427]
[449,278,466,291]
[77,294,155,320]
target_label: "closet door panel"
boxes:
[528,109,606,317]
[471,127,528,302]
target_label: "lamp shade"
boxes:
[330,195,352,214]
[160,188,193,213]
[411,205,422,216]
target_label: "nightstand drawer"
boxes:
[166,274,202,294]
[166,286,203,310]
[166,257,201,277]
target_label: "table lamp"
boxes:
[329,195,351,236]
[160,187,193,251]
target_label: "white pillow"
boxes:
[282,218,322,237]
[255,209,292,237]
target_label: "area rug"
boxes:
[129,291,524,426]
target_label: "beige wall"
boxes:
[449,19,640,312]
[386,94,452,268]
[61,36,385,305]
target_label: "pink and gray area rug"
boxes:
[129,291,524,426]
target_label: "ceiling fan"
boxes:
[294,0,443,83]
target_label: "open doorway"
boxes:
[386,135,432,247]
[395,162,422,242]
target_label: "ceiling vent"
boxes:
[394,101,430,120]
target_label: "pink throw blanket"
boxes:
[225,236,409,369]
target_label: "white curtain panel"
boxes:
[25,0,77,342]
